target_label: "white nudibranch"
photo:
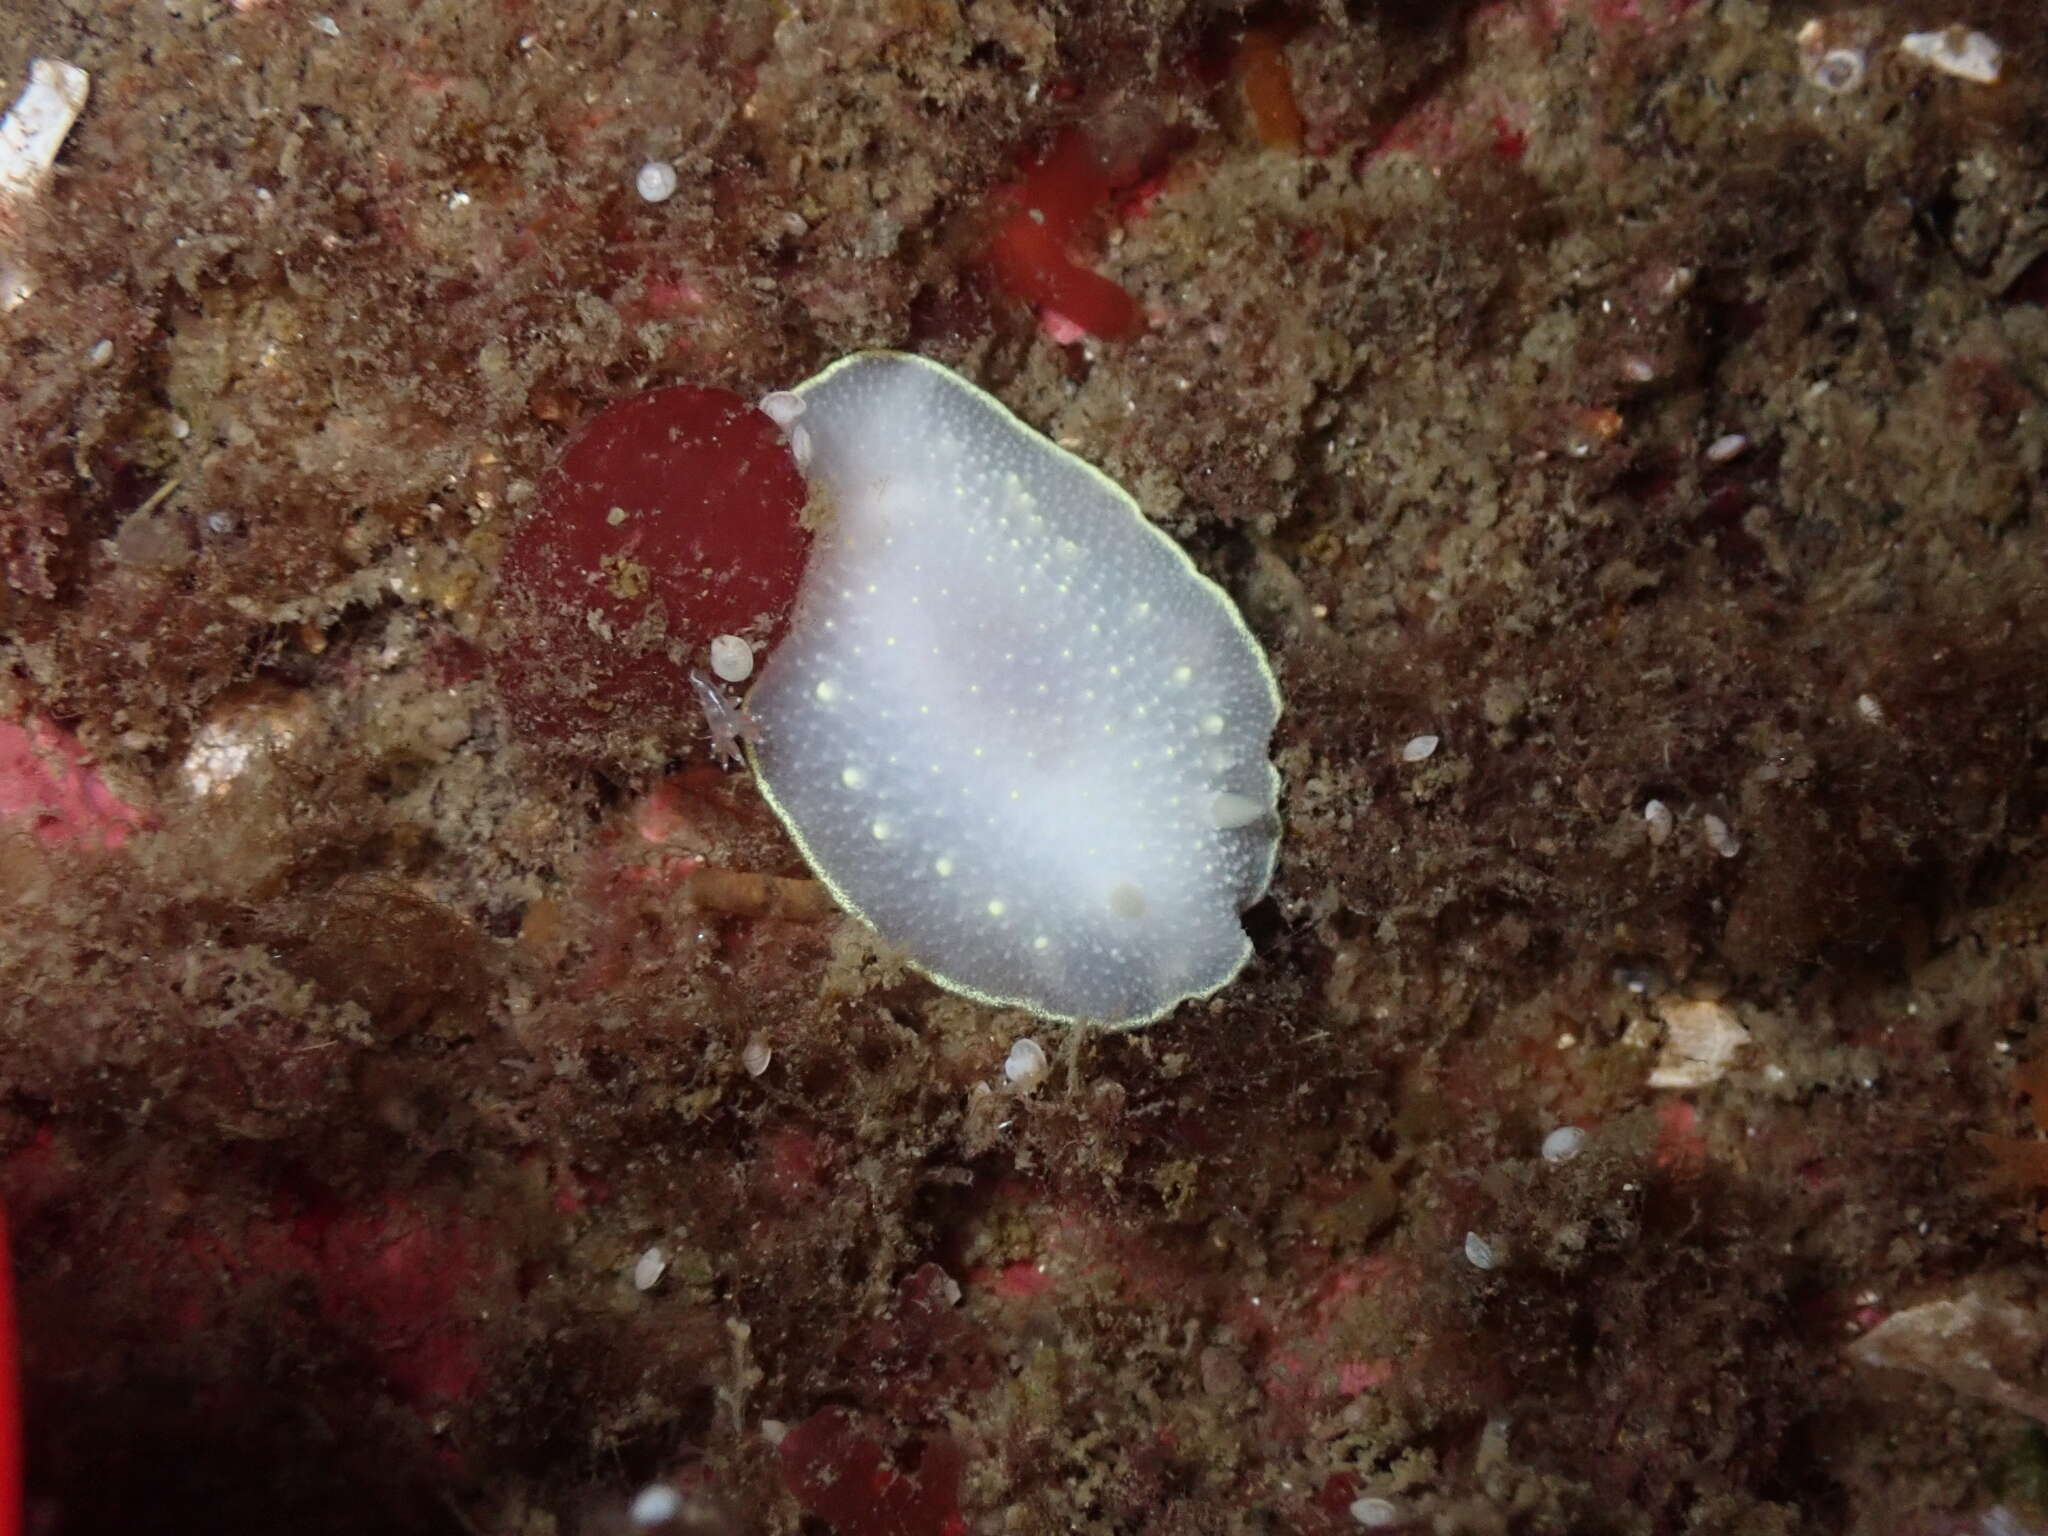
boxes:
[747,352,1283,1027]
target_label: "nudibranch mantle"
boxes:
[747,352,1281,1028]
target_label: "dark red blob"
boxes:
[494,385,810,758]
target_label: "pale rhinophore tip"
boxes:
[757,390,805,428]
[747,351,1283,1027]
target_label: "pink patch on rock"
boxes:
[550,1163,612,1216]
[0,718,148,849]
[1336,1358,1396,1395]
[307,1203,486,1402]
[758,1127,833,1209]
[1038,309,1091,346]
[1654,1098,1706,1172]
[988,1259,1054,1300]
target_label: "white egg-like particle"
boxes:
[708,633,754,682]
[635,160,678,202]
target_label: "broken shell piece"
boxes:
[1642,798,1674,845]
[1849,1286,2048,1422]
[182,689,314,796]
[0,59,89,205]
[742,1035,773,1077]
[632,1246,667,1291]
[1,59,90,313]
[1541,1125,1587,1163]
[1649,997,1750,1090]
[1349,1498,1399,1529]
[1463,1232,1498,1270]
[1401,734,1440,763]
[629,1484,682,1527]
[1702,813,1740,859]
[1900,26,2002,85]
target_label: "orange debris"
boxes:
[1235,30,1304,152]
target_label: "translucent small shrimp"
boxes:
[690,669,759,765]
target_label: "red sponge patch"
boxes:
[495,386,809,757]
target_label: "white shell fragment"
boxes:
[632,1246,667,1291]
[182,695,310,796]
[1349,1497,1399,1529]
[1463,1232,1498,1270]
[1900,26,2002,85]
[748,353,1283,1027]
[741,1034,773,1076]
[0,59,89,204]
[1,59,89,313]
[709,633,755,682]
[1400,733,1440,763]
[635,159,678,202]
[1649,997,1750,1090]
[1702,813,1741,859]
[1004,1036,1049,1090]
[629,1484,682,1527]
[1541,1125,1587,1163]
[1642,798,1674,845]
